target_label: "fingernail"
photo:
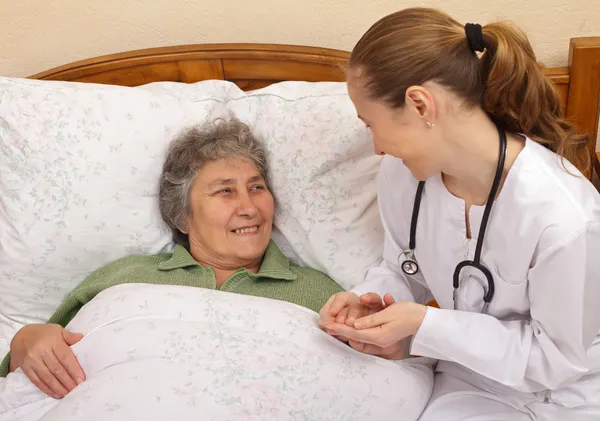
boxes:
[52,394,62,399]
[327,329,338,336]
[76,377,83,385]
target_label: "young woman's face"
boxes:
[347,71,446,181]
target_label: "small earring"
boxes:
[425,121,434,128]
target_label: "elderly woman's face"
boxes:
[184,157,274,266]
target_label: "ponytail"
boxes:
[349,8,590,175]
[481,23,589,173]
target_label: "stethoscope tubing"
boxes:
[400,121,508,310]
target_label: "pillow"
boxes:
[229,82,384,289]
[0,77,230,354]
[0,77,383,356]
[142,80,385,287]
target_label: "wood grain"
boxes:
[30,44,349,88]
[567,38,600,178]
[222,59,345,82]
[544,67,569,113]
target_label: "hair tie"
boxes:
[465,23,485,52]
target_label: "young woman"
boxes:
[319,8,600,420]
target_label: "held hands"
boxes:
[319,291,403,359]
[9,324,86,399]
[319,292,428,360]
[318,292,391,327]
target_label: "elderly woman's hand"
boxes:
[324,301,428,359]
[10,324,86,399]
[319,292,393,328]
[320,292,406,359]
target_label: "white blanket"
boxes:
[0,284,434,421]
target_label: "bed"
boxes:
[0,38,599,421]
[1,42,430,421]
[28,39,600,180]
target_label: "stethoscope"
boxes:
[400,122,507,313]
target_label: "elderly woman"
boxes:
[0,119,343,399]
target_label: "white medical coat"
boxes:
[352,138,600,408]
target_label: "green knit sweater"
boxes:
[0,241,343,377]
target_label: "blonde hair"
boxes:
[349,7,589,174]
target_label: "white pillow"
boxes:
[0,77,383,356]
[140,80,385,287]
[0,77,230,354]
[229,82,384,289]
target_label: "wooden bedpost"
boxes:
[565,37,600,180]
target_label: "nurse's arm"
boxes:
[410,222,600,393]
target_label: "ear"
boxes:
[405,86,437,124]
[178,217,189,235]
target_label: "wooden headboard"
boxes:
[30,40,600,178]
[30,44,349,91]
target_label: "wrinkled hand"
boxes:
[319,292,404,358]
[319,292,391,329]
[324,301,428,352]
[10,324,86,399]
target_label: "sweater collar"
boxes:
[158,240,296,281]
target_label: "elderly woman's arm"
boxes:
[0,245,347,398]
[0,256,134,398]
[0,253,168,395]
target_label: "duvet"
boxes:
[0,284,434,421]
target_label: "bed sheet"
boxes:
[0,284,434,421]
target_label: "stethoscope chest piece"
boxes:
[401,250,419,275]
[397,122,507,314]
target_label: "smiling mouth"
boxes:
[231,226,259,235]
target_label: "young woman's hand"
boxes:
[319,292,404,357]
[346,338,405,360]
[324,301,428,354]
[9,324,85,399]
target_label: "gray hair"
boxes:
[159,118,270,247]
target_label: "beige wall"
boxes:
[1,0,598,77]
